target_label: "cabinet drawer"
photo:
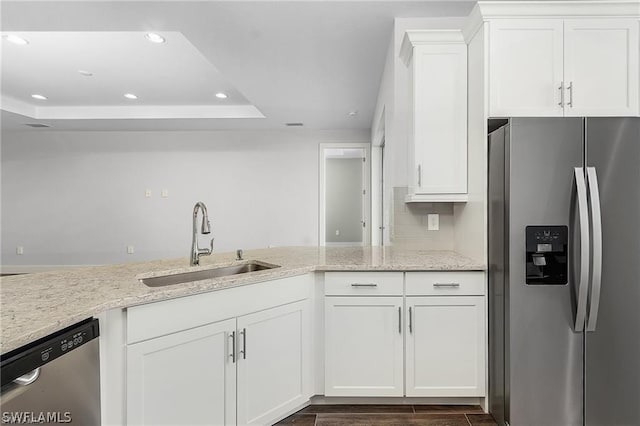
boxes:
[324,272,403,296]
[405,272,485,296]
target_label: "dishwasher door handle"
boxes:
[13,368,40,386]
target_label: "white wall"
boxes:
[1,129,368,266]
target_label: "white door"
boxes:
[406,296,485,397]
[126,319,236,426]
[324,296,404,397]
[564,19,639,117]
[489,19,564,117]
[236,300,311,426]
[413,43,467,194]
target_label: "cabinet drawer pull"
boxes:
[433,283,461,288]
[240,328,247,360]
[350,283,378,287]
[229,331,236,363]
[567,81,574,107]
[558,81,564,106]
[409,306,413,334]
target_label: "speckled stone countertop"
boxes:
[0,246,484,354]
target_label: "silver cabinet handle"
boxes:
[567,81,573,107]
[398,306,402,334]
[240,328,247,359]
[13,368,40,386]
[417,165,422,187]
[586,167,602,332]
[351,283,378,287]
[433,283,460,288]
[573,167,590,332]
[229,331,236,363]
[558,81,565,106]
[409,306,413,334]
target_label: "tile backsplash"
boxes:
[390,187,454,250]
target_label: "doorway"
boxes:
[319,144,370,246]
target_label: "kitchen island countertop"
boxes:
[1,246,484,354]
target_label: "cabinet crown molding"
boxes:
[474,1,640,19]
[399,30,465,66]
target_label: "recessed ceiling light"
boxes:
[31,94,47,100]
[3,35,29,45]
[24,123,51,128]
[78,70,93,77]
[145,33,165,44]
[348,110,358,117]
[215,92,228,99]
[124,93,138,100]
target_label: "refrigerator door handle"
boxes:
[574,167,590,332]
[586,167,603,332]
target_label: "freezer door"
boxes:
[506,118,584,426]
[488,124,508,426]
[585,118,640,426]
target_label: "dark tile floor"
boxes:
[275,405,498,426]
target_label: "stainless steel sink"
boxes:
[140,261,280,287]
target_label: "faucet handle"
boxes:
[236,249,244,261]
[198,238,214,256]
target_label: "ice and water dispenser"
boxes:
[525,226,568,285]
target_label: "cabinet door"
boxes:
[406,296,485,397]
[324,296,403,397]
[412,44,467,195]
[564,19,639,117]
[489,19,564,117]
[126,319,236,426]
[236,300,311,426]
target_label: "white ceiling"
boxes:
[0,1,475,131]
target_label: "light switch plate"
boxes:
[427,214,439,231]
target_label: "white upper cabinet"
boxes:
[489,19,565,117]
[401,31,468,202]
[486,8,639,117]
[563,19,639,116]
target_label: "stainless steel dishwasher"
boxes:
[1,318,101,425]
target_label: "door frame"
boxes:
[319,142,371,247]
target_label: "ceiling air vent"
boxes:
[24,123,50,128]
[285,122,304,127]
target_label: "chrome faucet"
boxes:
[190,202,214,266]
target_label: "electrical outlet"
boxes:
[16,246,24,255]
[427,214,439,231]
[127,246,135,254]
[161,189,169,198]
[335,230,340,236]
[145,189,152,198]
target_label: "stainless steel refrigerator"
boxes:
[488,117,640,426]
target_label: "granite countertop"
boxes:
[0,246,484,354]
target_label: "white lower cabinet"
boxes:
[126,319,237,426]
[324,272,486,399]
[237,300,311,425]
[324,296,404,396]
[405,296,486,397]
[126,297,311,426]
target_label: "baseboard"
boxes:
[309,395,485,406]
